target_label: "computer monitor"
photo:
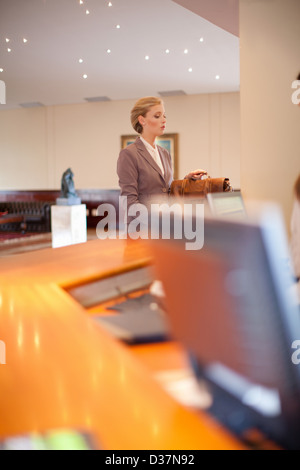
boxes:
[207,191,246,218]
[150,204,300,449]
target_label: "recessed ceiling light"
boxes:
[188,68,193,73]
[79,58,83,63]
[107,49,111,54]
[86,9,90,15]
[79,0,84,4]
[0,68,3,73]
[158,90,187,97]
[184,49,189,54]
[20,102,45,108]
[116,24,121,29]
[165,49,170,54]
[215,75,220,80]
[7,48,11,52]
[199,37,204,43]
[108,2,112,6]
[85,96,111,102]
[83,74,88,79]
[5,38,10,43]
[145,55,150,61]
[23,38,28,43]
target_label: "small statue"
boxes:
[61,168,77,198]
[56,168,81,206]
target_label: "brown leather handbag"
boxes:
[170,177,232,197]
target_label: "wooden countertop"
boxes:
[0,238,151,286]
[0,238,244,449]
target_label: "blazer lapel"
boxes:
[135,137,165,180]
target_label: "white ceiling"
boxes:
[0,0,240,110]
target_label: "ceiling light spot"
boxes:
[5,38,10,43]
[145,55,150,61]
[108,2,113,6]
[107,49,111,54]
[83,74,88,79]
[116,24,121,29]
[7,48,11,53]
[184,49,189,54]
[188,68,193,73]
[79,58,83,63]
[79,0,84,4]
[199,37,204,43]
[0,68,3,73]
[23,38,28,43]
[86,9,90,15]
[215,75,220,80]
[165,49,170,54]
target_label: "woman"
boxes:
[291,174,300,282]
[117,96,207,224]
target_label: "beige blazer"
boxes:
[117,137,173,211]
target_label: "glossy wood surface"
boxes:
[0,239,151,286]
[0,239,244,449]
[0,214,24,225]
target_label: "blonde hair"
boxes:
[294,174,300,202]
[131,96,163,134]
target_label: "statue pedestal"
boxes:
[51,204,87,248]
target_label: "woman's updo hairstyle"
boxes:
[131,96,163,134]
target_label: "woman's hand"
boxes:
[185,169,208,180]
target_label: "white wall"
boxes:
[0,108,49,189]
[240,0,300,229]
[0,92,241,191]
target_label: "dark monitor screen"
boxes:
[150,204,300,449]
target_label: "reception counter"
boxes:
[0,238,244,450]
